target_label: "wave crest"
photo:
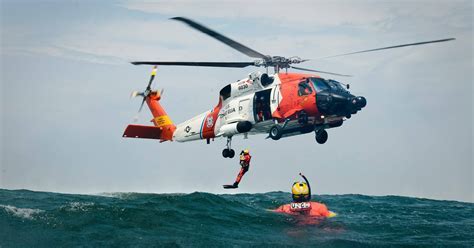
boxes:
[0,204,44,220]
[61,202,95,212]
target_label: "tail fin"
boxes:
[123,91,176,141]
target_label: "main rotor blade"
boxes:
[132,61,254,68]
[319,38,455,59]
[291,66,352,77]
[171,17,269,59]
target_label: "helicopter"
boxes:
[122,17,454,158]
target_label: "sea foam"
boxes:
[0,204,44,220]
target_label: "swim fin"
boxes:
[223,184,238,189]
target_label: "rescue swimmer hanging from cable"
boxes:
[223,149,251,189]
[122,17,455,157]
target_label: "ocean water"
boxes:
[1,189,473,247]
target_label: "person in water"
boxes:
[274,173,336,218]
[232,149,251,188]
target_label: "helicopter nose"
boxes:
[316,92,366,116]
[352,96,367,109]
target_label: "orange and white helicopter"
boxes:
[123,17,454,158]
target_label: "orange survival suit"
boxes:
[273,173,334,218]
[232,150,251,188]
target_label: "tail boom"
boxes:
[123,91,176,141]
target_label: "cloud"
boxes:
[119,0,471,31]
[3,0,470,69]
[120,1,392,28]
[3,45,126,65]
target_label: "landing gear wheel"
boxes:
[269,125,283,140]
[222,137,235,158]
[222,149,235,158]
[315,129,328,144]
[222,149,230,158]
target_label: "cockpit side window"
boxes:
[219,84,231,101]
[298,79,313,96]
[310,77,330,92]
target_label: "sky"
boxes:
[0,0,472,202]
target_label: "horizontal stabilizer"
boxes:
[123,124,163,139]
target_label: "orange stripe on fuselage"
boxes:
[201,97,223,139]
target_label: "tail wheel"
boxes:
[316,129,328,144]
[269,125,283,140]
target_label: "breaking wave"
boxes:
[0,204,44,220]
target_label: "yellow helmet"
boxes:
[243,149,249,154]
[291,182,310,202]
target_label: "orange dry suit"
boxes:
[274,201,332,217]
[273,174,335,218]
[233,153,251,187]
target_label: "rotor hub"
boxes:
[253,56,306,72]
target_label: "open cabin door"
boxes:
[253,89,272,123]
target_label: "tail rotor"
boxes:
[131,66,158,121]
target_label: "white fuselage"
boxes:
[172,72,282,142]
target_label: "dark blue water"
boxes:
[1,189,473,247]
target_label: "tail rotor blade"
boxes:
[131,91,144,98]
[138,97,146,113]
[134,97,146,122]
[132,66,158,122]
[146,66,158,90]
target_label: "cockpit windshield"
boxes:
[310,77,348,93]
[309,77,330,92]
[327,79,347,92]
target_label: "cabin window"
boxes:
[298,79,313,96]
[219,84,231,101]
